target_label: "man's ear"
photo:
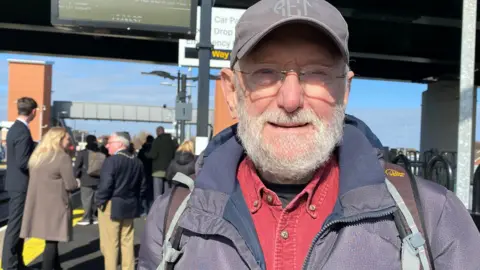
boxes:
[220,68,239,118]
[343,70,354,106]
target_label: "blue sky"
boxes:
[0,52,476,149]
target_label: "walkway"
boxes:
[0,209,146,269]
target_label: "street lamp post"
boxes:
[142,70,197,142]
[142,70,220,142]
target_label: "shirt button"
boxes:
[309,205,316,211]
[266,195,273,203]
[253,200,259,207]
[280,230,289,239]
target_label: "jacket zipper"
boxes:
[301,206,397,270]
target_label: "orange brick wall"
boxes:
[7,60,53,141]
[213,80,238,135]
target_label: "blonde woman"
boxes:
[165,140,196,181]
[20,127,79,270]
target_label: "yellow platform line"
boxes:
[0,209,85,269]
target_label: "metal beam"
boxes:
[350,52,458,65]
[196,0,213,137]
[456,0,477,209]
[52,101,214,125]
[337,8,480,29]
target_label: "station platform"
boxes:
[0,209,146,269]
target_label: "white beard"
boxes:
[236,86,345,184]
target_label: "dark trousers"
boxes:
[42,241,61,270]
[153,177,172,200]
[142,176,154,214]
[2,191,26,270]
[81,186,97,220]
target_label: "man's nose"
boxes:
[276,74,304,113]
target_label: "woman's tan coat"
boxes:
[20,152,79,242]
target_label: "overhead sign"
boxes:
[51,0,197,40]
[178,7,245,68]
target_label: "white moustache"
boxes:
[260,109,319,123]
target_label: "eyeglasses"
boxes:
[234,65,346,97]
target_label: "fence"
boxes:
[388,149,456,192]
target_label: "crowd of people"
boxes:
[1,96,199,270]
[4,1,480,269]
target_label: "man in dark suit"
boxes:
[2,97,38,270]
[96,132,147,270]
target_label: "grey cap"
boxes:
[230,0,349,67]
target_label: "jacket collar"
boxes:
[195,124,390,200]
[187,123,395,270]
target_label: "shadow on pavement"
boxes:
[68,256,104,270]
[60,239,100,262]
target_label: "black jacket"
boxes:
[95,149,147,220]
[344,114,383,149]
[146,134,177,176]
[99,145,109,157]
[165,151,196,181]
[138,142,153,177]
[5,120,34,192]
[73,144,103,187]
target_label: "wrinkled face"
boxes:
[221,24,354,184]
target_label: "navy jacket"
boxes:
[96,149,147,220]
[5,120,34,192]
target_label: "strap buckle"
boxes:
[405,232,426,253]
[164,241,183,263]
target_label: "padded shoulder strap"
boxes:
[162,185,190,246]
[384,163,434,270]
[158,173,194,270]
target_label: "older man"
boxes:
[96,132,147,270]
[139,0,480,269]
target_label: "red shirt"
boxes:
[237,157,339,270]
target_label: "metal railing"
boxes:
[392,154,412,171]
[425,155,455,192]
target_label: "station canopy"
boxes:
[1,0,478,82]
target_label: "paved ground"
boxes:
[0,215,146,269]
[0,189,145,270]
[28,218,146,269]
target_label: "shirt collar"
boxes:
[237,156,338,215]
[16,118,28,128]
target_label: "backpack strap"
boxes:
[157,172,194,270]
[384,162,434,270]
